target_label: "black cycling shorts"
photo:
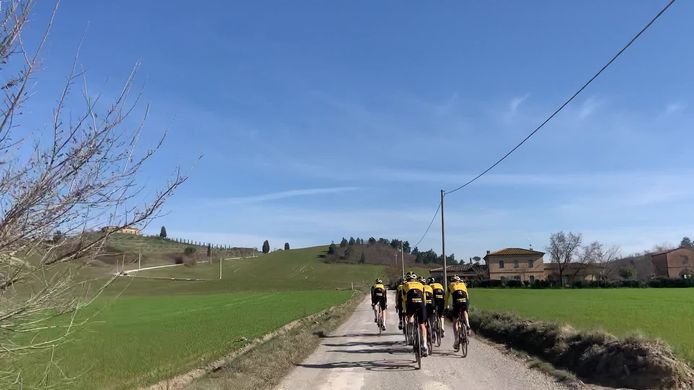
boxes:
[406,300,427,324]
[425,303,435,319]
[434,299,445,316]
[451,290,469,318]
[372,296,387,309]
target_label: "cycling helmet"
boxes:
[406,273,417,281]
[452,275,461,282]
[418,277,427,284]
[375,278,382,284]
[428,277,436,284]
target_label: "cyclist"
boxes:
[428,277,445,337]
[395,278,405,330]
[370,279,387,331]
[403,273,429,356]
[420,277,434,322]
[445,275,470,352]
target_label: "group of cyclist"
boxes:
[370,272,470,357]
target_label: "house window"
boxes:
[500,276,507,282]
[514,260,519,268]
[528,259,534,268]
[513,275,521,281]
[682,255,690,265]
[529,275,536,283]
[499,260,505,269]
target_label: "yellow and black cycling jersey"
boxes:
[395,283,404,309]
[371,283,386,301]
[402,280,424,306]
[423,284,433,305]
[429,282,444,301]
[445,281,469,308]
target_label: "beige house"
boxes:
[484,248,545,283]
[101,226,141,235]
[651,247,693,279]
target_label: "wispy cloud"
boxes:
[509,94,530,115]
[664,103,685,116]
[207,187,360,205]
[577,96,602,119]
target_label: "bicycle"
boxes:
[429,309,442,348]
[376,304,384,335]
[454,311,469,358]
[407,315,424,369]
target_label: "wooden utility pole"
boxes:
[400,242,405,279]
[219,257,223,280]
[441,189,447,290]
[138,251,142,270]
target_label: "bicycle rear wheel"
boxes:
[415,325,422,369]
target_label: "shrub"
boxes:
[506,280,523,288]
[469,308,693,389]
[183,246,196,256]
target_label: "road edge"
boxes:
[143,291,365,390]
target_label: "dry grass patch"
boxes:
[470,309,694,389]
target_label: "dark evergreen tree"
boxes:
[340,238,348,247]
[159,226,167,238]
[284,242,290,250]
[328,243,337,255]
[681,236,693,248]
[348,237,356,246]
[262,240,270,254]
[207,243,211,257]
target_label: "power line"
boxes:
[413,201,441,249]
[445,0,676,195]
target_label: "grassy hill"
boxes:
[80,233,259,272]
[13,245,387,389]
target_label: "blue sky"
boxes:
[25,1,694,258]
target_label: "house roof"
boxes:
[650,247,693,256]
[484,248,545,258]
[430,264,486,273]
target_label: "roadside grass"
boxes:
[471,288,694,364]
[13,290,351,389]
[11,246,384,389]
[188,292,364,390]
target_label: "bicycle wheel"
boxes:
[415,325,422,369]
[459,321,469,358]
[435,317,442,347]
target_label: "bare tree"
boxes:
[546,231,582,285]
[579,241,621,281]
[0,1,186,386]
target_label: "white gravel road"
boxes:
[276,291,575,390]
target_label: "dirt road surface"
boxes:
[276,291,574,390]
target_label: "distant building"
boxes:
[544,262,603,284]
[101,226,141,235]
[651,247,693,279]
[429,263,488,283]
[484,248,545,283]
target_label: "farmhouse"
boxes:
[651,247,693,279]
[484,248,545,283]
[100,226,141,235]
[544,262,603,284]
[429,263,488,283]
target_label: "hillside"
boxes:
[122,246,388,294]
[323,242,417,265]
[82,233,258,270]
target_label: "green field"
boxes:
[472,288,694,364]
[12,246,386,389]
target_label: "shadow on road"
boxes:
[296,359,417,372]
[323,340,401,348]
